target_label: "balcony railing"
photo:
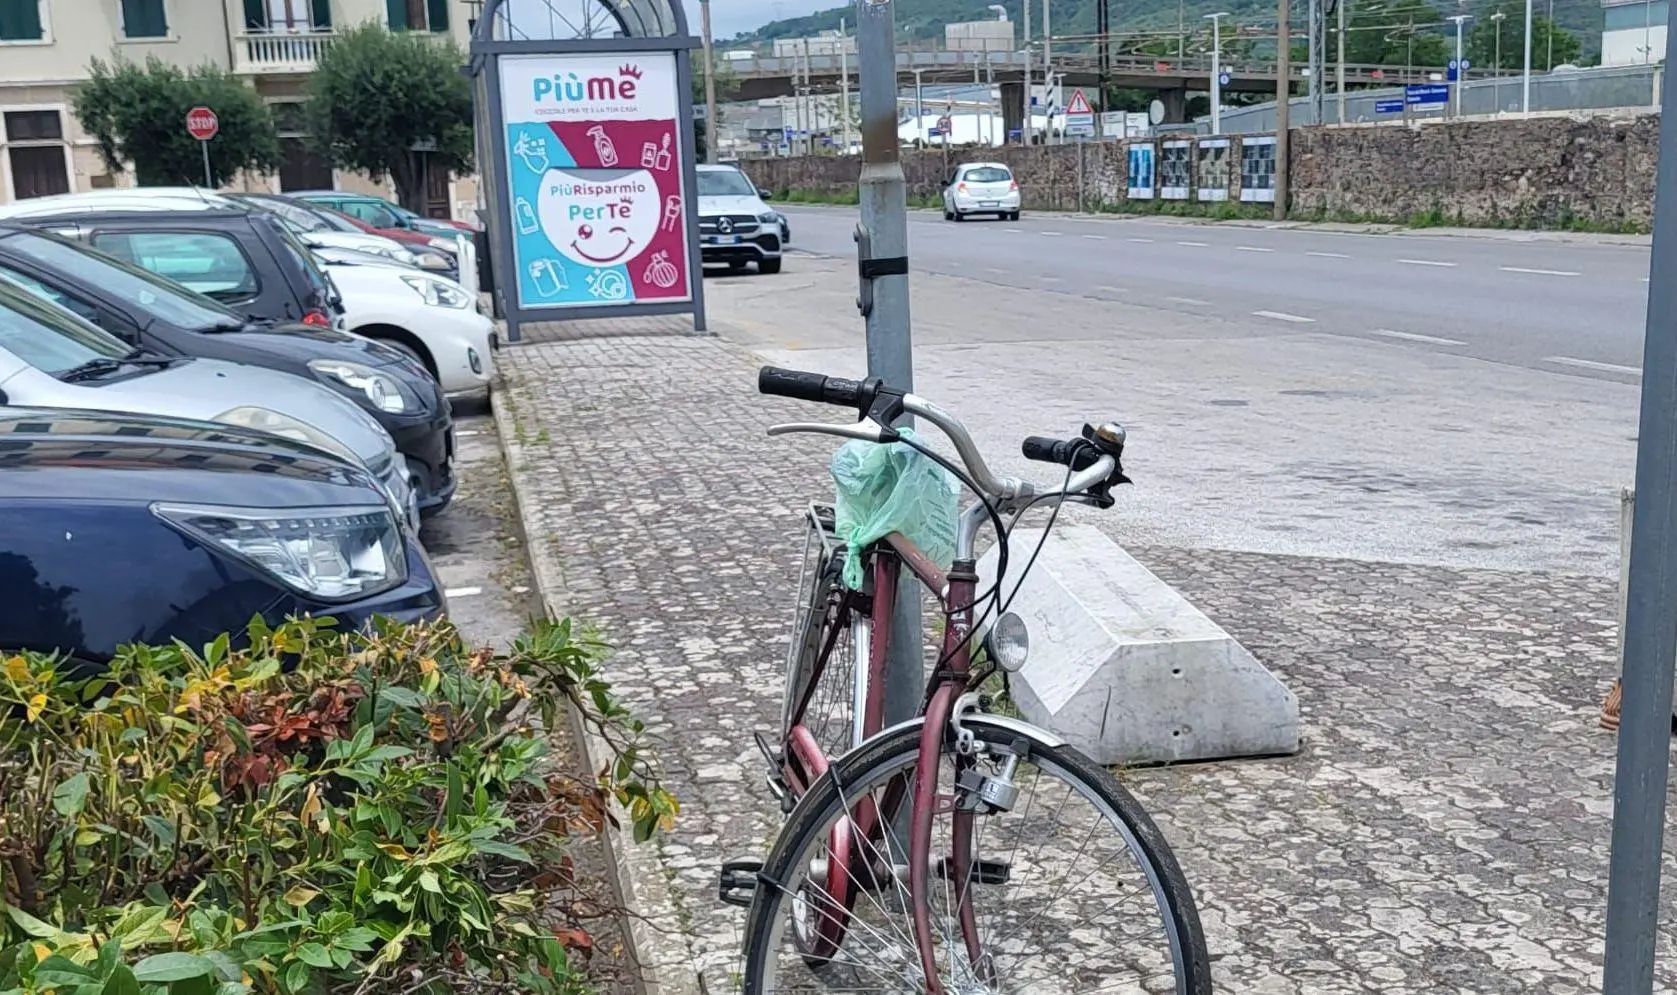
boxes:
[235,30,335,74]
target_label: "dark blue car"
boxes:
[0,407,445,668]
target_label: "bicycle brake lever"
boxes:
[767,418,900,445]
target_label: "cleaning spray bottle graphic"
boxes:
[586,126,618,167]
[530,259,567,296]
[514,197,539,234]
[654,133,672,171]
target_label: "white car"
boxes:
[696,164,783,274]
[312,250,494,399]
[941,162,1022,222]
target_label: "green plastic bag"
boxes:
[830,428,959,590]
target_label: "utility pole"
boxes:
[913,67,925,145]
[802,37,813,152]
[1336,0,1346,123]
[1023,0,1033,144]
[1307,0,1323,124]
[852,0,921,744]
[1097,0,1110,121]
[1523,0,1534,114]
[1275,0,1290,220]
[1492,10,1505,110]
[1546,0,1553,69]
[1206,12,1229,135]
[1043,0,1053,143]
[1178,0,1185,59]
[1449,14,1471,117]
[840,17,851,153]
[699,0,717,162]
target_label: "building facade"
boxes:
[0,0,480,214]
[1600,0,1666,66]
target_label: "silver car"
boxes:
[0,277,416,525]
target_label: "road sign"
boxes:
[1065,123,1094,137]
[1218,71,1231,86]
[1065,88,1093,116]
[1374,98,1404,114]
[1405,83,1449,106]
[937,114,952,133]
[928,127,943,137]
[1446,57,1471,82]
[185,106,218,141]
[1064,88,1095,139]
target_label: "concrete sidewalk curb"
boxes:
[777,202,1652,246]
[492,386,697,995]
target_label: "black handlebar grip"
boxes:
[1022,436,1076,465]
[758,366,831,403]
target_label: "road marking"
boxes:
[1040,231,1064,237]
[1096,285,1126,293]
[1177,240,1209,247]
[1369,328,1465,346]
[1252,309,1315,323]
[1041,276,1062,282]
[1167,296,1211,306]
[1543,356,1643,377]
[1083,234,1108,240]
[985,267,1008,275]
[1126,237,1154,243]
[455,429,480,437]
[445,586,484,599]
[1003,228,1024,233]
[1500,266,1581,277]
[1236,246,1274,253]
[1307,251,1352,259]
[1397,258,1457,267]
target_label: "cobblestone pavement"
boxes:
[494,326,1672,994]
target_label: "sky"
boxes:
[680,0,833,39]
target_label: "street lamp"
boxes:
[1491,9,1505,110]
[1524,0,1535,114]
[1448,13,1472,116]
[988,3,1006,19]
[1204,12,1230,135]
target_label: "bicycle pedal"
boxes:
[934,856,1011,886]
[718,858,764,908]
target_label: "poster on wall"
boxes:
[1196,139,1230,202]
[1240,135,1277,203]
[1126,143,1155,200]
[1159,140,1192,200]
[498,53,692,310]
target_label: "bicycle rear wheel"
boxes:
[779,505,871,783]
[740,719,1212,995]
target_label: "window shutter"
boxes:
[385,0,406,28]
[0,0,45,41]
[311,0,330,26]
[426,0,448,30]
[120,0,168,37]
[243,0,265,29]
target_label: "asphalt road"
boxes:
[780,206,1654,383]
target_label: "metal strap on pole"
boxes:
[1603,3,1677,988]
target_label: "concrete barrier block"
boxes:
[976,525,1301,765]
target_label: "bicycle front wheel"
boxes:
[740,720,1212,995]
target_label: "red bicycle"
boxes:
[721,367,1211,994]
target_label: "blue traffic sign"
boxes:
[1218,71,1231,86]
[1374,98,1404,114]
[1446,57,1471,82]
[1007,128,1021,138]
[928,127,943,137]
[1405,83,1449,106]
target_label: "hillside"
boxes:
[727,0,1602,59]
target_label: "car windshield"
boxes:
[272,222,333,300]
[963,167,1012,183]
[0,280,132,375]
[248,197,330,233]
[1,231,243,331]
[697,170,757,197]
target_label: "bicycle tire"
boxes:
[740,720,1212,995]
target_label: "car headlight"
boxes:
[375,246,418,265]
[401,275,471,309]
[307,359,407,414]
[213,406,360,464]
[758,211,779,223]
[412,250,453,271]
[152,502,407,601]
[984,611,1030,673]
[427,237,459,253]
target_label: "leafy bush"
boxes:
[0,617,674,995]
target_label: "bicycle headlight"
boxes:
[985,612,1030,673]
[152,502,406,601]
[212,406,359,464]
[307,359,407,413]
[400,275,472,309]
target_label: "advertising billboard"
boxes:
[498,53,692,310]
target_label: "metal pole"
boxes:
[1522,0,1533,114]
[1336,0,1346,123]
[1493,11,1504,111]
[1207,12,1227,135]
[700,0,718,163]
[1023,0,1032,144]
[1308,0,1323,124]
[1603,6,1677,988]
[841,17,851,153]
[1450,15,1469,117]
[200,139,212,187]
[1275,0,1290,220]
[803,38,813,152]
[853,0,921,740]
[1178,0,1185,58]
[1546,0,1553,69]
[1043,0,1052,143]
[914,68,925,145]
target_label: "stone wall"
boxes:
[742,114,1660,230]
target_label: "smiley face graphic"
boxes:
[538,166,659,269]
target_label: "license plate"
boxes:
[981,200,1000,207]
[708,234,739,245]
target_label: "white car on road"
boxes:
[941,162,1022,222]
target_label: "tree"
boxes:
[1337,0,1450,68]
[1466,4,1582,71]
[305,24,474,213]
[72,57,279,188]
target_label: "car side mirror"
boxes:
[757,187,773,199]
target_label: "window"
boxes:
[119,0,168,38]
[961,166,1012,183]
[386,0,448,31]
[342,199,401,228]
[0,283,130,376]
[89,231,260,303]
[1605,0,1668,30]
[696,169,756,197]
[245,0,330,30]
[6,231,243,329]
[0,0,45,41]
[3,110,71,201]
[0,264,101,323]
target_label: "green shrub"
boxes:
[0,617,672,995]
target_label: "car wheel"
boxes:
[381,339,433,378]
[1009,211,1021,221]
[758,257,783,274]
[953,211,966,222]
[944,208,954,221]
[728,260,749,272]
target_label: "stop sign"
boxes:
[185,106,219,141]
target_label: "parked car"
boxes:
[0,407,443,668]
[225,193,459,278]
[13,207,492,399]
[0,224,458,514]
[941,162,1022,222]
[695,164,783,274]
[0,278,417,524]
[291,191,477,237]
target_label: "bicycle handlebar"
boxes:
[757,367,880,411]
